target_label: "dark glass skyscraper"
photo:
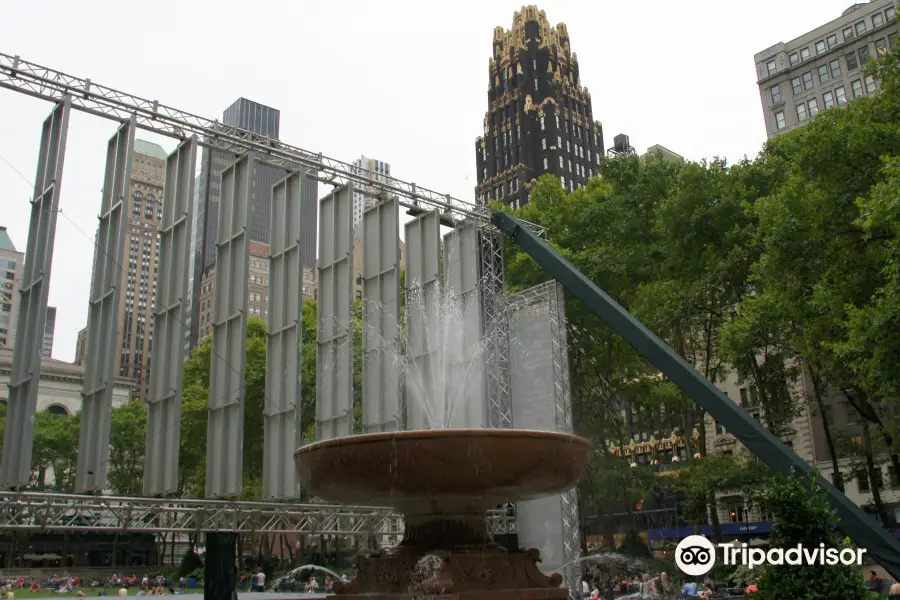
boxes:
[474,6,604,209]
[189,98,318,348]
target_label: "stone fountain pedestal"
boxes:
[295,430,591,600]
[337,547,568,600]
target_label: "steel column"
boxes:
[315,184,354,441]
[264,168,310,499]
[492,210,900,580]
[206,155,253,499]
[77,115,135,494]
[0,97,71,489]
[144,136,198,497]
[361,197,401,433]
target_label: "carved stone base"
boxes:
[337,548,563,596]
[338,589,570,600]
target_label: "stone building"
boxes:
[474,6,604,208]
[754,0,898,137]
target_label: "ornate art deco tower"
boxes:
[475,6,604,208]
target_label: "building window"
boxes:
[887,6,896,21]
[791,77,802,95]
[541,137,547,150]
[852,78,864,97]
[808,97,819,116]
[740,387,759,408]
[559,176,565,187]
[540,115,545,130]
[557,135,562,148]
[859,45,870,63]
[823,90,834,108]
[865,74,877,93]
[766,60,776,76]
[816,40,826,54]
[796,103,808,121]
[843,26,854,41]
[543,157,548,170]
[876,38,887,56]
[789,52,799,66]
[855,21,866,37]
[800,47,810,61]
[802,71,814,90]
[567,140,571,153]
[558,155,564,168]
[534,78,539,92]
[827,33,838,48]
[568,159,572,172]
[818,65,829,84]
[830,59,841,78]
[774,111,785,130]
[835,85,847,105]
[873,12,884,28]
[846,51,860,71]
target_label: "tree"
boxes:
[33,410,79,491]
[107,400,148,495]
[753,473,869,600]
[731,47,900,515]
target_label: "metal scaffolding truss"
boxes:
[478,225,512,429]
[0,493,516,538]
[0,52,479,223]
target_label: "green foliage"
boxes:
[178,548,204,577]
[754,474,869,600]
[107,400,147,495]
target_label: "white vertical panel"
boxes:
[144,136,197,496]
[362,198,401,433]
[316,184,354,440]
[205,155,253,499]
[403,210,442,430]
[1,97,71,489]
[264,167,309,499]
[77,116,135,494]
[442,223,486,429]
[508,281,577,584]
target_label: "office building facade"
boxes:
[755,0,898,137]
[42,306,56,357]
[0,226,23,351]
[106,139,168,400]
[351,156,391,228]
[196,240,317,342]
[189,98,319,349]
[474,6,604,208]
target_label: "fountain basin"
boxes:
[294,428,592,507]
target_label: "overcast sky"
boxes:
[0,0,861,361]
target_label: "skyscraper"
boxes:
[474,6,604,208]
[109,139,168,400]
[754,0,898,137]
[188,98,318,349]
[0,226,23,350]
[351,155,391,228]
[42,306,55,357]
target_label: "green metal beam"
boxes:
[491,210,900,579]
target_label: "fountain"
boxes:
[300,261,591,599]
[295,429,591,599]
